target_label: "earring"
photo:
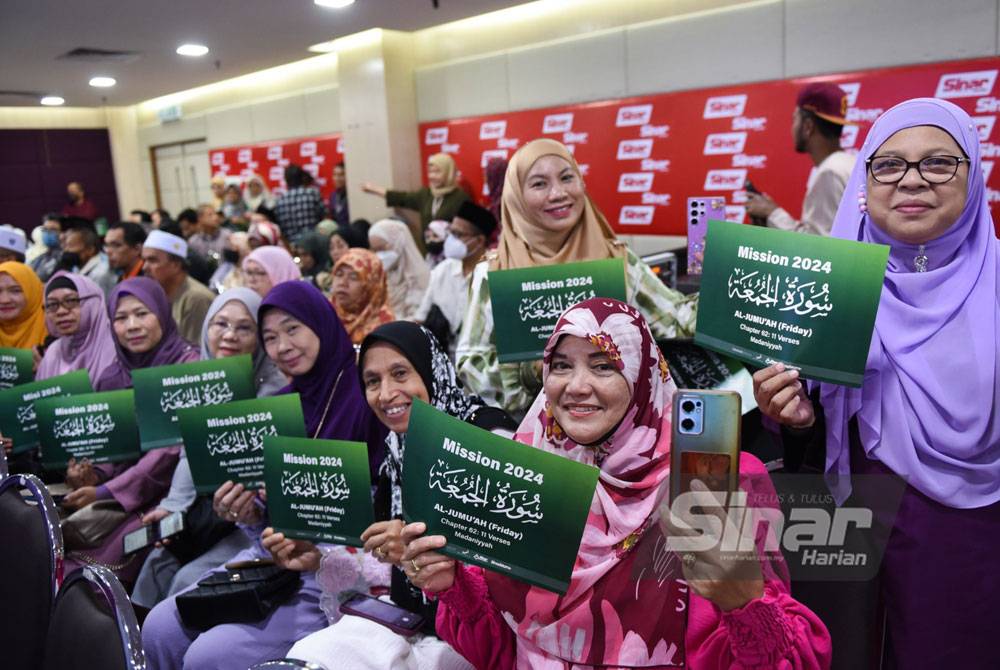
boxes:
[857,186,868,213]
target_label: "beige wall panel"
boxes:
[785,0,997,76]
[302,87,342,136]
[415,53,510,121]
[627,1,784,95]
[506,29,627,111]
[251,95,307,141]
[205,107,254,147]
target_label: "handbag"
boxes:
[175,560,302,632]
[61,499,129,551]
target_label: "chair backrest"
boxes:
[0,474,63,670]
[42,565,146,670]
[249,660,328,670]
[0,446,9,479]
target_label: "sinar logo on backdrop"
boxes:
[208,133,344,201]
[414,56,1000,236]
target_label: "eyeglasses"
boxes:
[44,295,96,313]
[243,268,269,279]
[866,155,968,184]
[208,320,256,339]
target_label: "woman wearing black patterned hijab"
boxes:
[284,322,515,668]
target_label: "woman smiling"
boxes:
[405,298,830,668]
[36,272,117,384]
[754,98,1000,667]
[456,139,696,420]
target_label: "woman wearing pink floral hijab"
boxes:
[403,298,830,668]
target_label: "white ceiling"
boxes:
[0,0,526,107]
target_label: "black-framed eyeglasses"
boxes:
[866,155,968,184]
[43,295,97,313]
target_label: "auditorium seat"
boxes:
[42,565,145,670]
[249,660,329,670]
[0,473,63,670]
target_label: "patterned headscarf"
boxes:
[331,249,394,345]
[486,297,686,667]
[359,322,489,517]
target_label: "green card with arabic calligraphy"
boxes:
[402,399,600,593]
[0,370,93,455]
[0,347,34,390]
[36,390,141,469]
[132,355,256,451]
[695,220,888,386]
[263,435,374,547]
[488,258,627,363]
[178,393,307,493]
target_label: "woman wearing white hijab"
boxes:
[367,219,429,320]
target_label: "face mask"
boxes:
[425,240,444,256]
[42,230,60,249]
[376,250,399,271]
[222,248,240,264]
[443,234,469,260]
[60,252,81,271]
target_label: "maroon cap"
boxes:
[796,82,848,125]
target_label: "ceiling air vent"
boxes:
[57,48,141,63]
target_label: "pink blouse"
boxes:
[432,455,832,669]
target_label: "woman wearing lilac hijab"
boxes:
[61,278,199,583]
[36,271,117,384]
[754,98,999,667]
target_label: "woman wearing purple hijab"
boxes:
[61,277,199,583]
[754,98,999,667]
[36,271,117,384]
[141,281,387,670]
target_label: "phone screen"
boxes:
[679,451,732,496]
[343,594,423,632]
[159,512,184,538]
[123,526,152,555]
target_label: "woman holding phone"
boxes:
[405,298,831,668]
[753,98,1000,667]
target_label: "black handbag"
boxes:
[175,560,302,631]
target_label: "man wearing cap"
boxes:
[745,82,856,236]
[0,224,28,264]
[414,201,496,353]
[142,230,215,344]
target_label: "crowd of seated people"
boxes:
[2,97,998,669]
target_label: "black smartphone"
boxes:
[122,511,186,555]
[340,592,425,636]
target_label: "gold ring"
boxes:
[410,559,420,573]
[375,546,385,558]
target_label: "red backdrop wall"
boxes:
[417,56,1000,236]
[208,133,344,201]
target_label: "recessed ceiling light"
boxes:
[315,0,355,8]
[176,44,209,57]
[89,76,116,88]
[40,96,65,106]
